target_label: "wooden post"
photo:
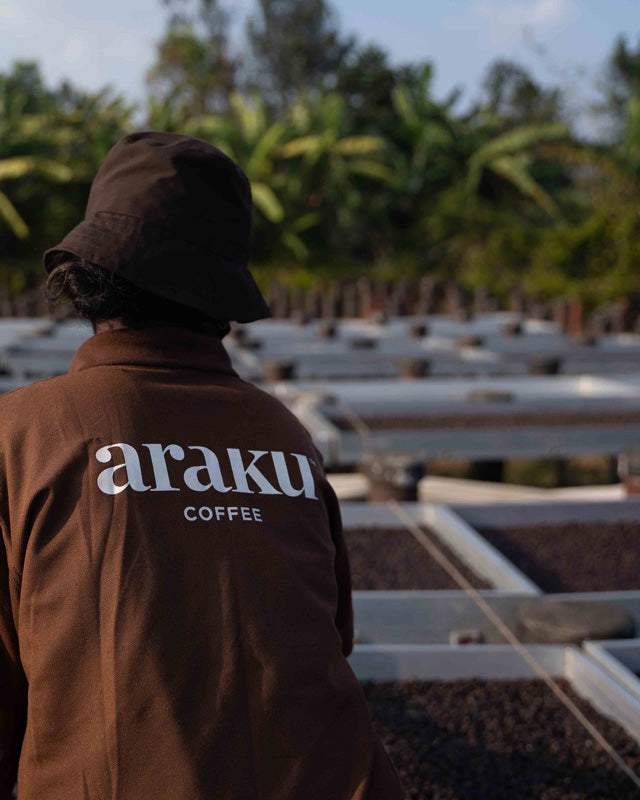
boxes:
[342,283,358,318]
[473,287,491,314]
[356,277,373,318]
[566,299,583,338]
[417,276,435,315]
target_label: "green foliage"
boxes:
[598,36,640,141]
[481,60,564,126]
[1,17,640,306]
[146,10,237,114]
[333,44,425,132]
[245,0,354,108]
[0,62,133,292]
[528,203,640,303]
[468,123,569,217]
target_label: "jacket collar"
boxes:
[69,326,238,376]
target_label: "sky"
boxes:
[0,0,637,119]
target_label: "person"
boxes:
[0,132,403,799]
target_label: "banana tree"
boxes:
[467,122,569,217]
[0,156,72,239]
[182,92,322,259]
[0,76,131,249]
[52,89,135,174]
[276,93,396,257]
[388,65,463,195]
[146,89,395,261]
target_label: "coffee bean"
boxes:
[346,527,491,590]
[479,521,640,592]
[363,678,640,799]
[329,411,640,432]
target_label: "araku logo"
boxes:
[95,443,318,499]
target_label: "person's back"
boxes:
[0,325,399,798]
[0,133,404,799]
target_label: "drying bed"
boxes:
[477,520,640,593]
[364,677,640,799]
[345,526,491,591]
[584,641,640,707]
[330,408,640,432]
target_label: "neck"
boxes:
[92,318,227,339]
[93,319,129,335]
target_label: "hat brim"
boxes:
[44,213,271,324]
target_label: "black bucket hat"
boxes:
[44,131,271,323]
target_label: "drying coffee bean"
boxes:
[316,321,337,340]
[349,336,378,349]
[262,359,296,381]
[408,322,429,339]
[502,320,523,337]
[529,356,562,375]
[466,389,514,403]
[345,527,490,590]
[363,678,640,799]
[328,409,640,432]
[457,334,484,348]
[479,520,640,592]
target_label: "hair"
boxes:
[45,256,231,339]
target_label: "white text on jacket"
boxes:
[95,443,318,499]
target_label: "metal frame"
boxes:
[584,640,640,705]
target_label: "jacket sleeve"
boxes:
[324,477,354,657]
[0,536,26,799]
[309,442,354,655]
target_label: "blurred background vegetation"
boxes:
[1,0,640,306]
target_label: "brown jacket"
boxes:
[0,327,403,800]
